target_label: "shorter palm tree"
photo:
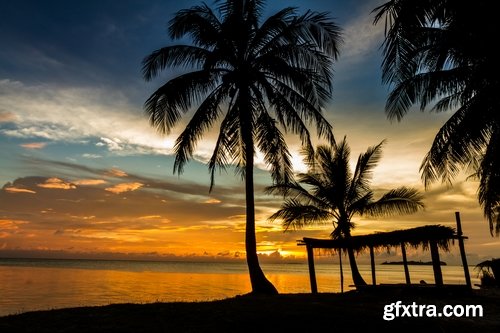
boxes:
[268,138,424,286]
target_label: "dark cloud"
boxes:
[1,1,169,88]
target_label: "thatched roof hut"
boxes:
[298,213,472,293]
[298,225,456,253]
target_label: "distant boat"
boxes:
[381,260,447,266]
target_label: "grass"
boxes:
[0,288,499,332]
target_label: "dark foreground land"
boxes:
[0,287,499,333]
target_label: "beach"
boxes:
[0,288,498,332]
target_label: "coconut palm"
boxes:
[268,138,424,286]
[142,0,341,294]
[373,0,500,235]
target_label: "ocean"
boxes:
[0,258,479,317]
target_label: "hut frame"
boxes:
[298,212,472,293]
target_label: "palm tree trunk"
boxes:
[240,90,278,295]
[346,245,367,287]
[244,151,278,294]
[341,221,367,287]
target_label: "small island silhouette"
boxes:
[381,260,447,266]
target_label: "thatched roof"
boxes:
[298,225,459,252]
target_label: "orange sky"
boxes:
[1,0,499,264]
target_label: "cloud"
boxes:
[340,0,385,64]
[73,179,107,186]
[20,142,47,149]
[105,182,143,194]
[107,168,128,177]
[82,153,102,159]
[204,198,222,204]
[0,79,173,155]
[4,187,36,194]
[37,177,76,190]
[0,111,17,123]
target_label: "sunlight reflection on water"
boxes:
[0,259,479,316]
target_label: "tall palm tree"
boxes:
[142,0,341,294]
[268,138,424,286]
[373,0,500,235]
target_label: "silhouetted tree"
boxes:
[373,0,500,235]
[268,138,424,286]
[142,0,341,294]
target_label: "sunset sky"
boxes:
[1,0,498,264]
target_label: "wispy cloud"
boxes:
[340,0,385,64]
[4,187,36,194]
[20,142,47,149]
[37,177,76,190]
[82,153,102,159]
[107,168,128,177]
[73,179,107,186]
[204,198,222,204]
[105,182,143,194]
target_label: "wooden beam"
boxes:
[430,240,443,286]
[369,246,376,286]
[339,249,344,293]
[401,242,411,284]
[306,245,318,293]
[455,212,472,289]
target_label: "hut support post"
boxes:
[430,240,443,286]
[401,242,411,284]
[455,212,472,289]
[369,246,376,286]
[306,244,318,293]
[339,249,344,293]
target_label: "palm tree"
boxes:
[268,138,424,286]
[373,0,500,235]
[142,0,341,294]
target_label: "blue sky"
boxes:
[0,0,498,262]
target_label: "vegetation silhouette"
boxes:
[373,0,500,235]
[475,258,500,287]
[142,0,341,294]
[268,138,424,286]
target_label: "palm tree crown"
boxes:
[142,0,342,294]
[373,0,500,235]
[268,138,424,285]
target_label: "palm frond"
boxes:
[144,70,221,134]
[476,127,500,235]
[268,199,333,231]
[142,45,212,81]
[255,112,293,185]
[169,4,221,47]
[250,7,298,53]
[208,104,241,191]
[173,85,229,174]
[349,140,385,201]
[291,10,342,59]
[420,97,493,188]
[364,187,424,217]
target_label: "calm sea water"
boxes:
[0,258,479,317]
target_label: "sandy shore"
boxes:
[0,287,498,332]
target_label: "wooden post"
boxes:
[339,249,344,293]
[430,240,443,286]
[455,212,472,289]
[401,242,411,284]
[369,246,376,286]
[306,244,318,293]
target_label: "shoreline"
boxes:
[1,289,499,332]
